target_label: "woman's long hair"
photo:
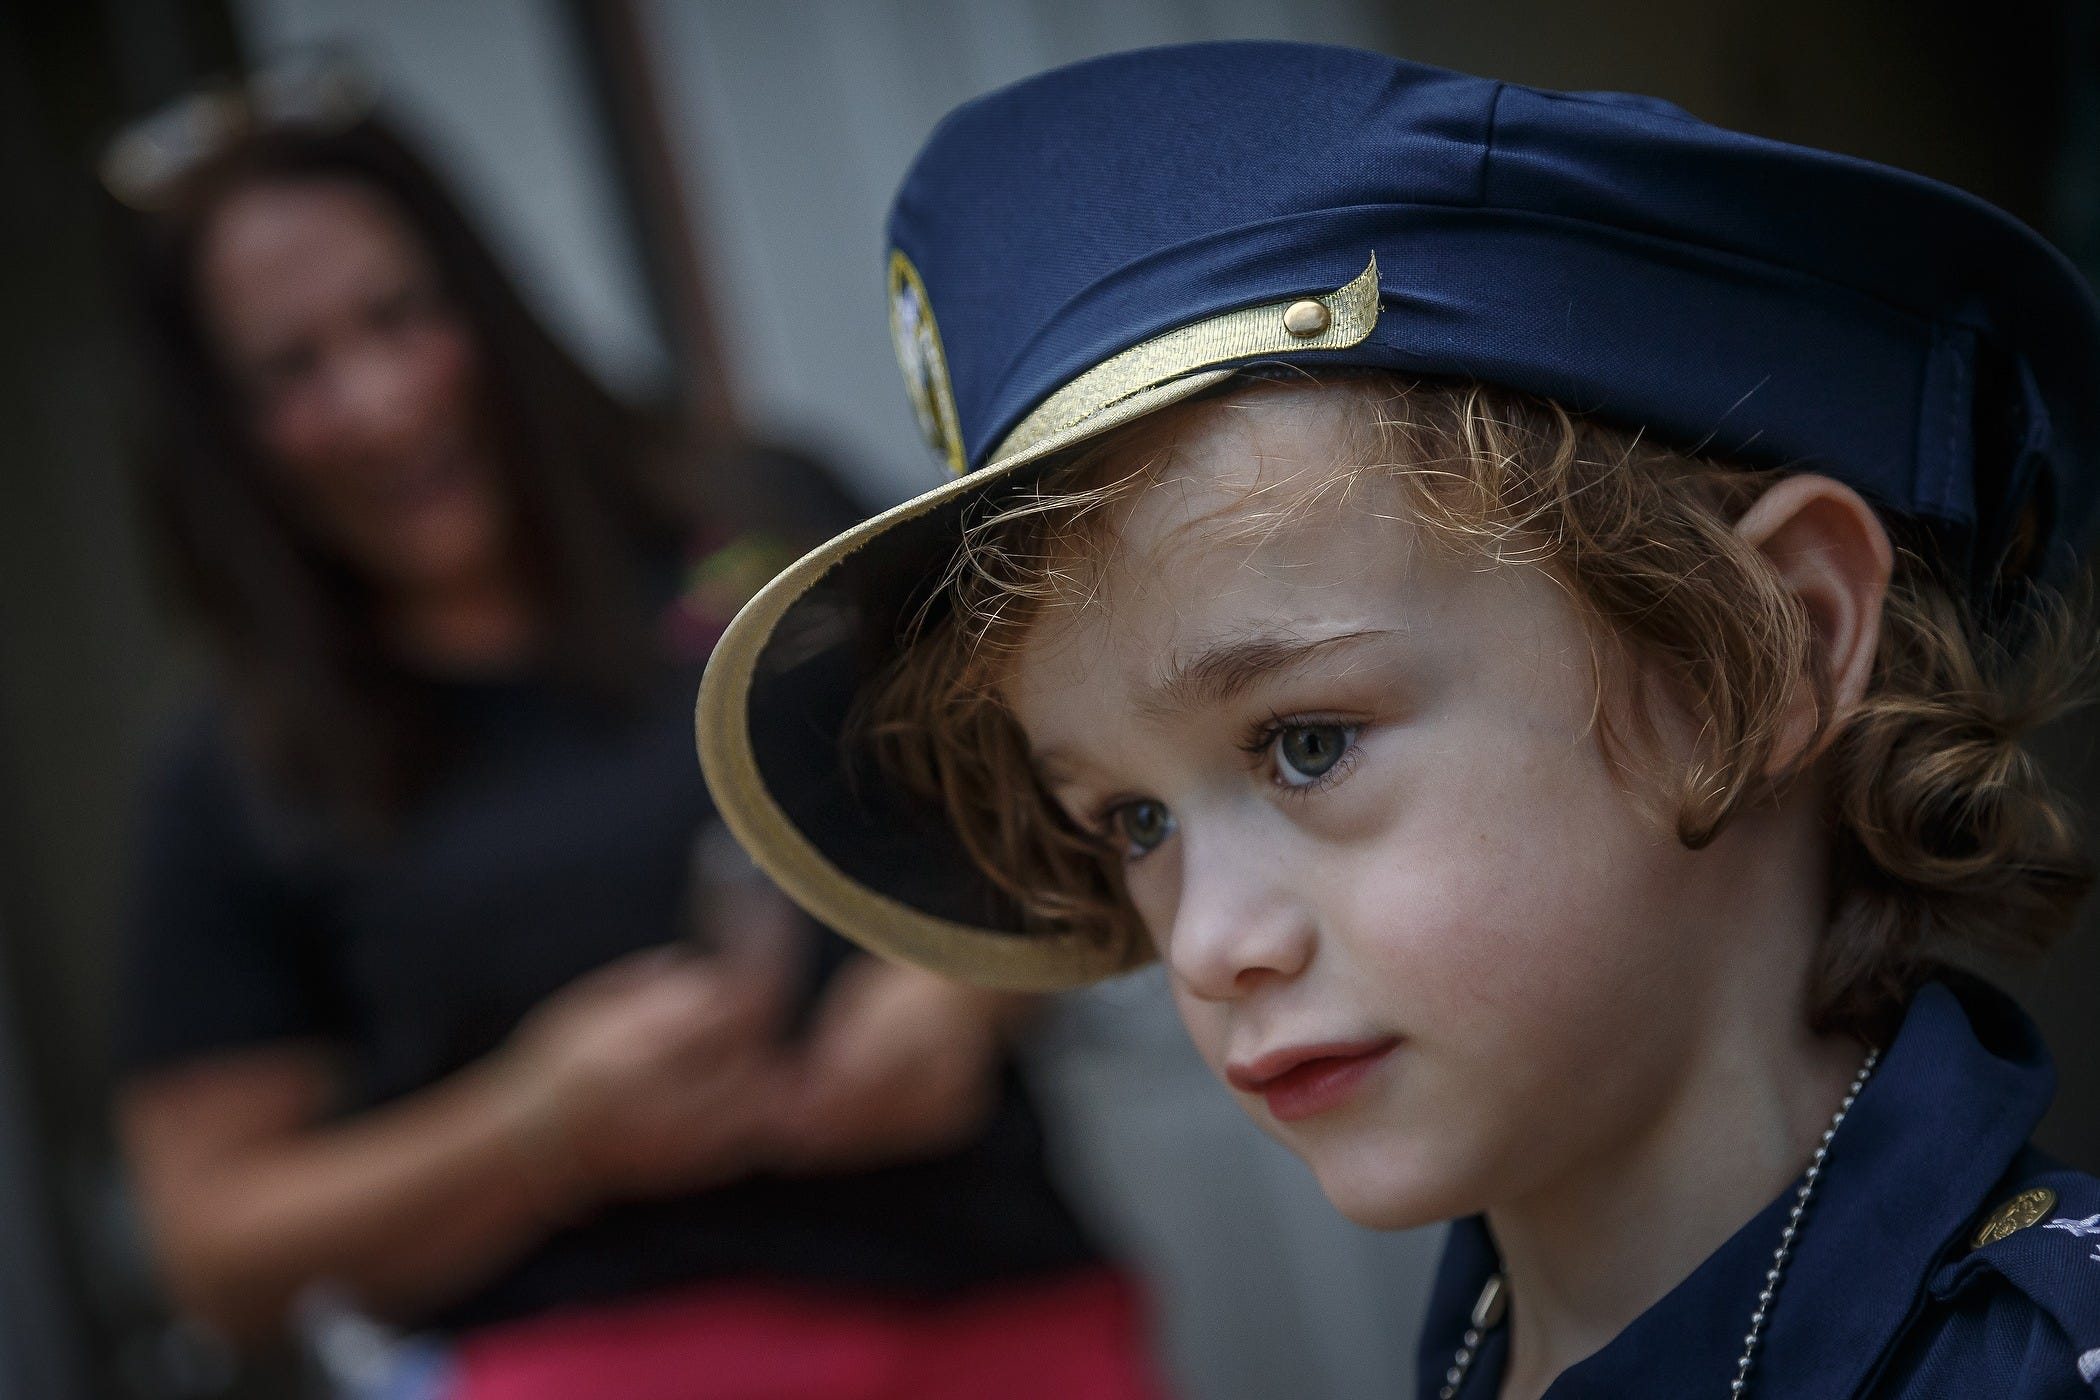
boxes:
[122,116,698,831]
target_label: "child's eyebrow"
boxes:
[1138,629,1397,722]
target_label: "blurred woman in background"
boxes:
[109,97,1161,1400]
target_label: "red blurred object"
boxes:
[452,1267,1168,1400]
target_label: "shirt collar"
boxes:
[1417,977,2056,1399]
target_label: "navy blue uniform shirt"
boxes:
[1418,977,2100,1396]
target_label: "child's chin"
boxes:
[1308,1153,1470,1231]
[1321,1185,1449,1232]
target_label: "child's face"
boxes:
[1004,387,1747,1229]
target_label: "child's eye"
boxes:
[1271,722,1358,788]
[1108,799,1177,858]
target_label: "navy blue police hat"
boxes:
[698,41,2100,988]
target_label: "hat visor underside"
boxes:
[692,372,1242,990]
[696,262,1385,989]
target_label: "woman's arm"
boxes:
[118,1041,562,1342]
[117,947,785,1344]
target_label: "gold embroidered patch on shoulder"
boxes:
[887,250,966,476]
[1972,1186,2058,1249]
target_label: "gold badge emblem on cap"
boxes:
[1971,1186,2058,1249]
[887,250,966,476]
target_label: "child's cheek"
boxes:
[1341,724,1650,1025]
[1346,719,1709,1149]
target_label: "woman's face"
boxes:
[196,177,504,593]
[1004,388,1747,1230]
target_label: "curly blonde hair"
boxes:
[859,374,2093,1034]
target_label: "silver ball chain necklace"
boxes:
[1438,1045,1881,1400]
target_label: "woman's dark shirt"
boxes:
[119,641,1101,1334]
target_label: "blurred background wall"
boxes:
[0,2,2094,1397]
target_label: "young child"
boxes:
[696,42,2100,1398]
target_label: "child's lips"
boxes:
[1226,1037,1401,1123]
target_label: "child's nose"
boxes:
[1165,825,1317,1002]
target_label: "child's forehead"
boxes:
[1026,434,1449,673]
[1004,440,1580,751]
[1102,385,1395,565]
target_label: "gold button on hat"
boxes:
[1971,1186,2057,1249]
[1282,298,1331,337]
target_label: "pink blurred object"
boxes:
[450,1267,1168,1400]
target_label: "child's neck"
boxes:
[1485,805,1866,1400]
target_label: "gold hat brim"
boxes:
[694,259,1380,989]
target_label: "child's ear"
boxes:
[1733,474,1894,769]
